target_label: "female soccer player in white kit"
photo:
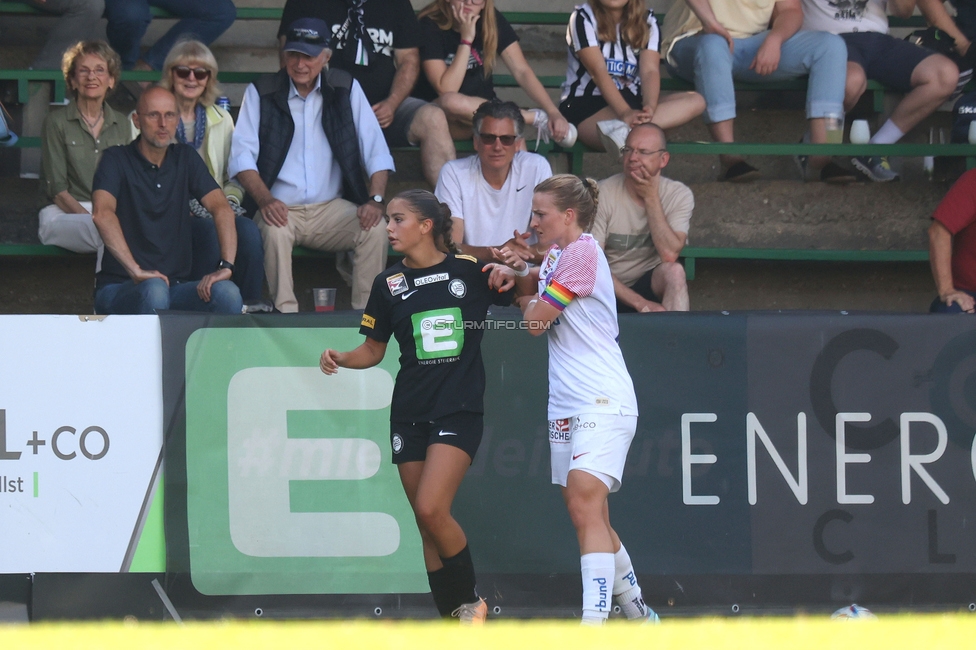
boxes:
[494,174,658,625]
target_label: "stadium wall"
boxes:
[1,312,975,619]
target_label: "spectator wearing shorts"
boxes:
[801,0,960,182]
[559,0,704,155]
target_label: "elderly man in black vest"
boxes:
[230,18,393,311]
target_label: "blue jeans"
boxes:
[667,30,847,124]
[94,277,242,315]
[191,216,265,302]
[103,0,237,69]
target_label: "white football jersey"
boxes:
[537,233,638,419]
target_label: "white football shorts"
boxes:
[548,412,637,492]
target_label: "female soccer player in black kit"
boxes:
[320,189,514,624]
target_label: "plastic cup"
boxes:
[313,288,337,312]
[824,113,844,144]
[850,120,871,145]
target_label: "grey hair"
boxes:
[472,99,525,139]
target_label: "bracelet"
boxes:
[460,39,473,47]
[513,264,530,277]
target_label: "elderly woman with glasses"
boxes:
[157,39,266,306]
[39,40,130,260]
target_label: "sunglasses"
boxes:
[479,132,518,146]
[173,66,211,81]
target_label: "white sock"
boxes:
[869,120,905,146]
[580,552,614,624]
[613,544,648,620]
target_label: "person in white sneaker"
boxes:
[662,0,851,182]
[559,0,704,157]
[414,0,576,147]
[801,0,960,183]
[436,100,553,266]
[494,175,659,626]
[591,124,691,312]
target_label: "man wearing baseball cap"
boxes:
[230,18,394,312]
[277,0,455,188]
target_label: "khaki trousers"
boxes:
[257,199,387,312]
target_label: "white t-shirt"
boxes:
[537,233,639,420]
[800,0,890,35]
[434,151,553,247]
[562,2,660,101]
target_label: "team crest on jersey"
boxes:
[387,272,408,296]
[414,272,449,286]
[449,279,466,298]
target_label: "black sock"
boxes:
[427,567,457,617]
[428,545,478,617]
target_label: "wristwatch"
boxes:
[370,194,384,204]
[217,259,235,272]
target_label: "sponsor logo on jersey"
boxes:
[414,272,449,286]
[448,279,467,298]
[361,314,376,329]
[605,58,637,80]
[548,418,572,443]
[387,273,408,296]
[412,308,464,362]
[595,398,610,406]
[392,434,403,454]
[401,290,418,301]
[572,418,597,432]
[572,452,590,461]
[438,430,457,437]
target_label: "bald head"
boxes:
[134,86,179,150]
[626,123,667,151]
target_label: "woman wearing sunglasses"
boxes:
[413,0,577,148]
[157,40,265,306]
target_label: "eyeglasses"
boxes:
[173,66,211,81]
[620,146,667,157]
[479,132,518,146]
[76,66,108,78]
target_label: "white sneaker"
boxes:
[597,119,629,160]
[530,109,578,149]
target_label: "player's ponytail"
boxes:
[393,189,459,254]
[534,174,599,232]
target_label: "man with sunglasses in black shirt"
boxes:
[434,100,552,265]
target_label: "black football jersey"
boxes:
[360,254,514,421]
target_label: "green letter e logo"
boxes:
[226,367,399,557]
[413,308,464,360]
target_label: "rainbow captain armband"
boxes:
[540,280,575,311]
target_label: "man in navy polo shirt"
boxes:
[92,86,243,315]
